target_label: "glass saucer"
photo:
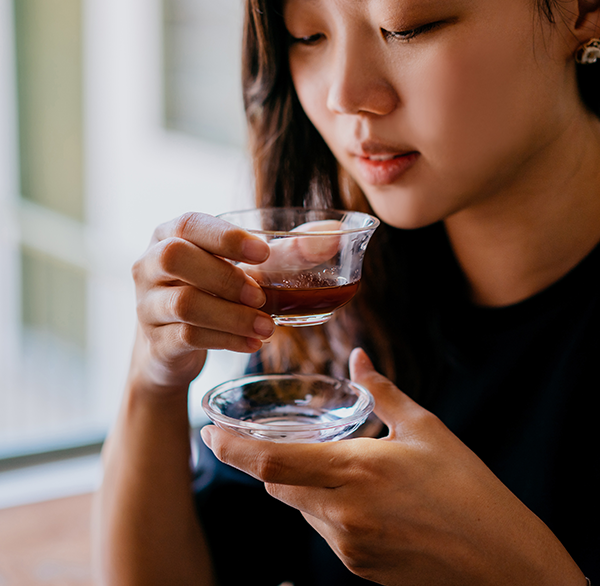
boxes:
[202,373,374,443]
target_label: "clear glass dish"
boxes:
[202,373,374,443]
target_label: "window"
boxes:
[0,0,251,464]
[163,0,246,147]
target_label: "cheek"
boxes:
[413,48,531,159]
[408,22,563,188]
[291,62,329,127]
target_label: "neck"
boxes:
[444,110,600,307]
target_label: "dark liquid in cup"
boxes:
[261,279,359,317]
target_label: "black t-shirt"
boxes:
[193,233,600,584]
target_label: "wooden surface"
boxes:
[0,493,95,585]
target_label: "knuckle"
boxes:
[337,508,373,538]
[176,323,198,349]
[337,539,373,574]
[335,444,377,484]
[209,436,230,464]
[135,296,147,322]
[144,325,160,345]
[131,256,144,283]
[347,462,377,487]
[157,238,186,276]
[263,482,281,499]
[253,451,285,483]
[167,286,196,322]
[174,212,245,253]
[214,221,243,250]
[172,211,202,239]
[219,264,244,295]
[136,318,154,343]
[335,523,382,580]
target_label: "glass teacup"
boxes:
[217,208,380,326]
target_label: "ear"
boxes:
[574,0,600,37]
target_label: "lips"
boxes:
[351,141,420,186]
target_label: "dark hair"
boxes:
[243,0,408,386]
[241,0,599,395]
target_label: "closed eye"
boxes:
[381,21,443,42]
[288,32,324,46]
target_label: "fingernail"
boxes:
[240,281,266,308]
[242,238,269,263]
[201,426,213,448]
[253,315,275,338]
[351,347,373,369]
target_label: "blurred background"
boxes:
[0,0,251,582]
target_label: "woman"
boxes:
[93,0,600,584]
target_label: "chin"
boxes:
[366,199,446,231]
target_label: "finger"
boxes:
[241,220,342,274]
[149,322,264,355]
[291,220,342,265]
[138,285,275,340]
[201,425,360,487]
[264,482,335,520]
[349,348,423,430]
[153,212,270,264]
[136,236,266,309]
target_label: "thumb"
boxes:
[349,347,422,431]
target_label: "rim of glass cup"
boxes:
[202,373,375,434]
[216,207,380,237]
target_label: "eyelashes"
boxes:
[381,21,443,42]
[288,21,443,47]
[288,32,324,46]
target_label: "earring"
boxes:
[576,38,600,64]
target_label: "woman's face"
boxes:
[283,0,580,228]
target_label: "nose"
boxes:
[326,36,399,116]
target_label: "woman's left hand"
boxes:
[201,348,585,586]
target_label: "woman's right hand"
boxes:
[130,212,275,391]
